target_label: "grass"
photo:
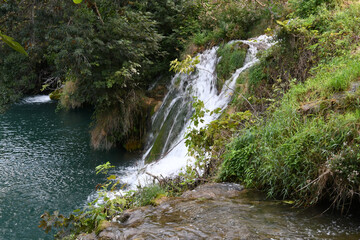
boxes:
[216,42,248,91]
[220,54,360,211]
[133,184,167,206]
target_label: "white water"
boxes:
[118,35,274,189]
[21,95,52,104]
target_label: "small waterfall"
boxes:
[20,95,52,104]
[118,35,274,188]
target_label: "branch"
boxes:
[93,2,104,25]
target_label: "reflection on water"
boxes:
[0,99,139,239]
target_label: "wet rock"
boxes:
[181,182,244,199]
[77,232,97,240]
[90,183,360,239]
[113,213,130,223]
[98,227,123,240]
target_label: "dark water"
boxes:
[0,97,139,239]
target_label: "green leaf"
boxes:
[107,175,117,180]
[73,0,83,4]
[0,32,28,56]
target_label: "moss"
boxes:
[49,88,62,100]
[216,42,249,92]
[95,220,111,235]
[146,100,182,163]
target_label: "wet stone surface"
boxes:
[81,183,360,240]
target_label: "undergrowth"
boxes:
[216,42,248,91]
[185,0,360,213]
[220,54,360,212]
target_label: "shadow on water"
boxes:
[0,98,140,239]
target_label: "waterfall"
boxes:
[21,95,52,104]
[118,35,274,189]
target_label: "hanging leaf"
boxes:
[73,0,83,4]
[0,32,28,56]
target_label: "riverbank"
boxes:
[77,183,360,239]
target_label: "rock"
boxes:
[112,213,130,223]
[151,194,169,206]
[153,101,162,113]
[300,81,360,115]
[300,100,321,114]
[96,220,112,235]
[348,81,360,93]
[95,183,252,239]
[91,183,357,239]
[124,138,142,152]
[77,232,97,240]
[98,226,123,240]
[181,182,244,199]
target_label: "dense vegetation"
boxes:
[3,0,360,238]
[0,0,200,149]
[0,0,273,150]
[185,0,360,213]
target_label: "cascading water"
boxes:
[118,35,274,188]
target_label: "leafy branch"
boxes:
[0,31,28,56]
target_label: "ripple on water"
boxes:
[0,99,139,239]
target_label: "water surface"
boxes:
[0,97,139,239]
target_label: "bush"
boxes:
[133,185,167,206]
[216,42,248,91]
[190,0,272,48]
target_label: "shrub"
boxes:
[133,185,167,206]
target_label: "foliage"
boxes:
[231,63,272,113]
[132,185,167,206]
[220,54,360,211]
[216,42,248,91]
[170,55,200,75]
[0,31,28,56]
[180,97,253,183]
[289,0,336,18]
[39,161,172,238]
[0,0,202,149]
[190,0,272,47]
[262,0,360,90]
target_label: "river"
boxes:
[0,96,139,239]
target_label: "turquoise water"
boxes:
[0,97,139,239]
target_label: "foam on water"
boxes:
[21,95,52,104]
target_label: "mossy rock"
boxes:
[146,100,183,163]
[49,88,62,100]
[151,194,168,206]
[96,220,112,235]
